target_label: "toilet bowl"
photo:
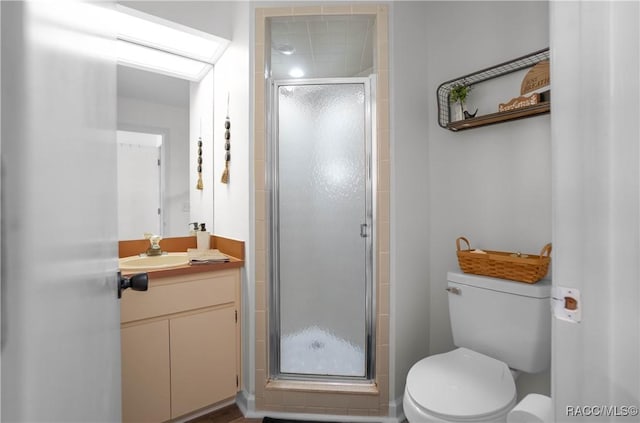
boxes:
[403,272,552,423]
[403,348,516,423]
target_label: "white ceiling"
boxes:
[117,14,376,106]
[269,15,375,80]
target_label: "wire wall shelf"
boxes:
[437,48,550,131]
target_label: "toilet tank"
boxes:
[447,271,551,373]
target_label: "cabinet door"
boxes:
[121,320,171,423]
[170,307,237,418]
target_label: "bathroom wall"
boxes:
[391,0,551,409]
[388,2,430,414]
[550,1,640,419]
[210,0,252,394]
[189,68,215,228]
[1,3,4,416]
[212,2,250,245]
[120,1,234,41]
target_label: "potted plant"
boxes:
[449,82,476,121]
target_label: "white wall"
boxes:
[389,2,430,413]
[121,1,233,41]
[189,68,215,228]
[211,0,252,397]
[391,0,551,408]
[213,3,250,242]
[1,2,3,415]
[550,2,640,421]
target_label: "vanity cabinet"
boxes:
[169,307,237,418]
[121,321,171,422]
[120,269,241,423]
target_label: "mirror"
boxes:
[117,65,191,240]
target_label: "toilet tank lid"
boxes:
[447,271,551,298]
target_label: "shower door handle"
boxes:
[360,223,369,238]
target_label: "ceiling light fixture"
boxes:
[274,43,296,56]
[117,40,212,81]
[116,5,229,81]
[289,67,305,78]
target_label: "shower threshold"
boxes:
[265,379,378,395]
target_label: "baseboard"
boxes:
[389,395,405,422]
[244,410,400,423]
[236,390,256,417]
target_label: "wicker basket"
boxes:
[456,237,551,283]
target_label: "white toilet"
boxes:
[403,271,551,423]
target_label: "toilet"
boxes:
[403,271,551,423]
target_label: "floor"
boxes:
[187,404,261,423]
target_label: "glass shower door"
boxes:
[272,79,373,379]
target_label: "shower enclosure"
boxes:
[269,78,375,381]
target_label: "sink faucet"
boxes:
[144,233,163,256]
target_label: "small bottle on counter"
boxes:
[196,223,210,250]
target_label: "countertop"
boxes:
[119,235,244,280]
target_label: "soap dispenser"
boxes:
[189,222,198,236]
[196,223,210,250]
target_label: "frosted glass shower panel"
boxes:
[277,83,368,377]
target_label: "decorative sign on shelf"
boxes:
[497,59,550,113]
[499,93,539,112]
[520,60,550,95]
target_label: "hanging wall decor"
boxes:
[196,136,204,190]
[221,95,231,184]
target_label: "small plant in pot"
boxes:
[449,82,477,120]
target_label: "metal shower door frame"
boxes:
[267,77,377,382]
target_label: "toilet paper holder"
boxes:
[552,286,581,323]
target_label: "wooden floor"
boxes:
[187,403,261,423]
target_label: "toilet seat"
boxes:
[405,348,516,421]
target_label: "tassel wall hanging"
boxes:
[196,136,204,190]
[221,94,231,184]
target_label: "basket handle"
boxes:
[456,237,471,252]
[539,243,552,260]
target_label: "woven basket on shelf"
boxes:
[456,237,552,283]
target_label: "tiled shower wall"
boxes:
[253,5,390,416]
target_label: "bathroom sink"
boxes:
[119,252,189,271]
